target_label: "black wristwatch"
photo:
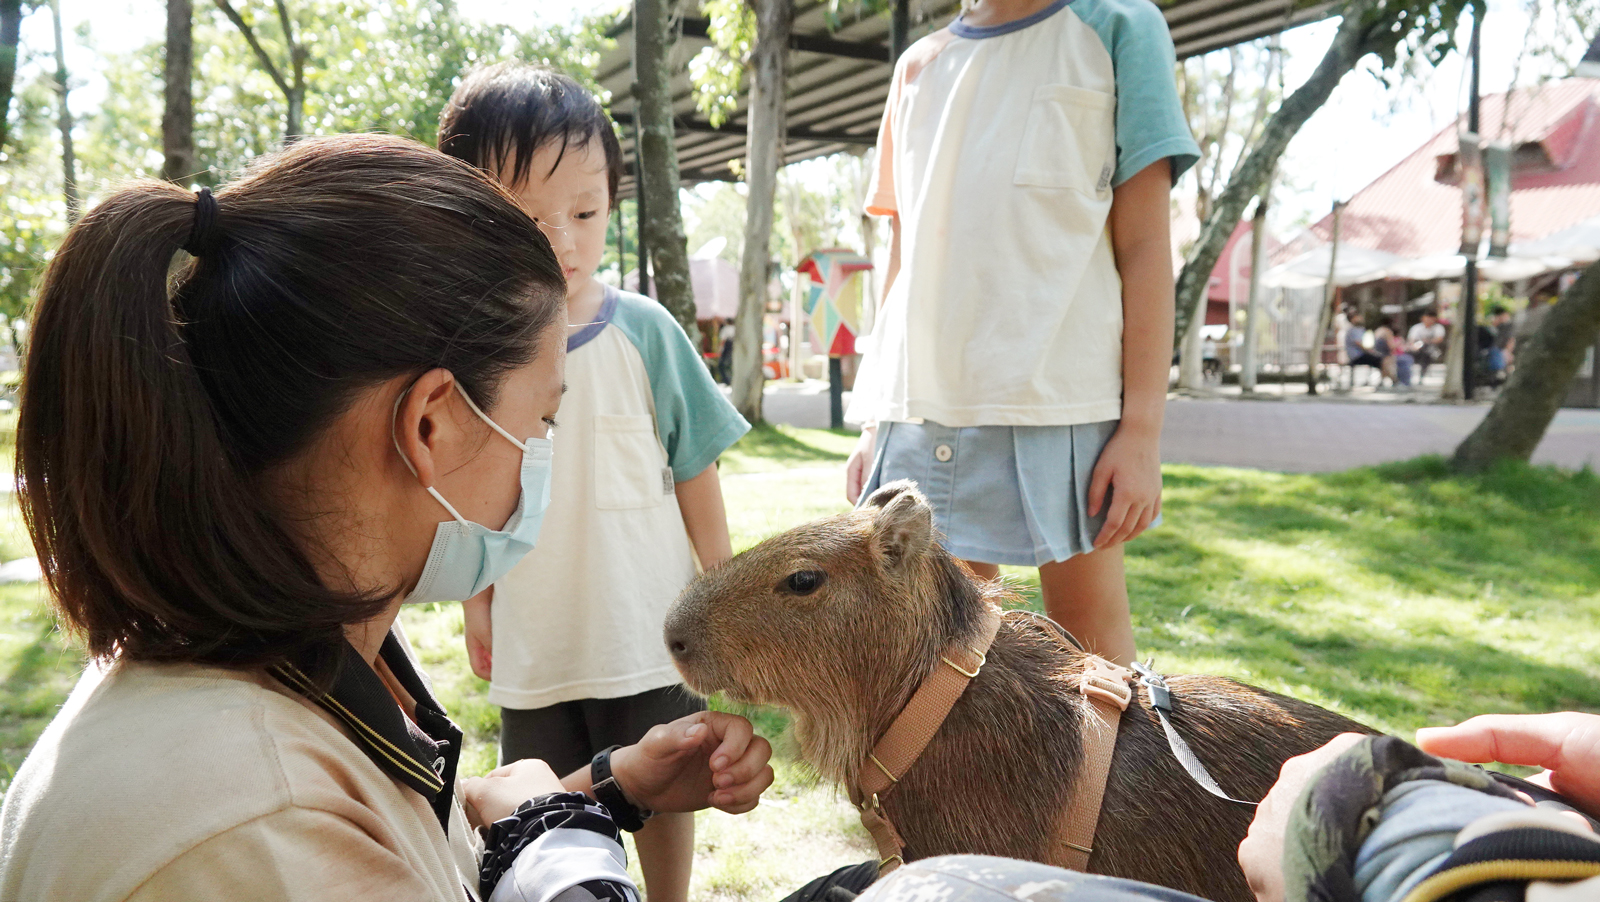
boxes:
[591,744,653,832]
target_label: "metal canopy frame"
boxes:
[600,0,1339,197]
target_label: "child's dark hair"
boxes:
[438,62,624,204]
[17,133,565,677]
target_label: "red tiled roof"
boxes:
[1278,78,1600,264]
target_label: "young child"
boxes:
[438,64,749,902]
[844,0,1200,665]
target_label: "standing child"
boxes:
[438,64,749,902]
[844,0,1200,665]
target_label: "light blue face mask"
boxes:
[393,383,554,605]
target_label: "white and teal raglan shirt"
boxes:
[489,287,749,709]
[849,0,1201,428]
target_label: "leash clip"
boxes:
[1131,660,1172,712]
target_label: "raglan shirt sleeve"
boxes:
[615,296,750,484]
[1103,0,1201,187]
[864,56,906,217]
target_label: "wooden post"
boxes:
[731,0,791,424]
[1306,201,1344,395]
[1240,190,1268,392]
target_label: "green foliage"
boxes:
[2,1,615,333]
[687,0,753,128]
[686,0,895,127]
[0,70,64,328]
[84,0,611,185]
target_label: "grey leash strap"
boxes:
[1131,661,1259,807]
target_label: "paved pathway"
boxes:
[755,382,1600,472]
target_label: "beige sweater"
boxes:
[0,658,481,901]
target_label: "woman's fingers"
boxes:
[700,711,760,772]
[712,763,775,813]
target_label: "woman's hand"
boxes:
[845,425,877,505]
[1417,713,1600,819]
[463,587,493,681]
[1089,424,1162,549]
[461,758,566,830]
[610,711,774,814]
[1238,733,1366,902]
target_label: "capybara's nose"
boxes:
[664,622,691,660]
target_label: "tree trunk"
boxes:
[1452,259,1600,471]
[633,0,700,345]
[0,0,23,158]
[49,0,78,222]
[731,0,789,424]
[1174,7,1377,343]
[162,0,196,184]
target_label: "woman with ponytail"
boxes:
[0,134,773,902]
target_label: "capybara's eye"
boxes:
[781,570,826,595]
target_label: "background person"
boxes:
[0,134,773,902]
[1406,310,1445,379]
[843,0,1201,667]
[439,63,749,902]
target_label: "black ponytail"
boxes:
[17,134,564,675]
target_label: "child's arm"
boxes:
[844,214,900,504]
[675,464,734,569]
[463,586,493,681]
[1090,159,1174,549]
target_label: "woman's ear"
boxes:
[393,368,457,490]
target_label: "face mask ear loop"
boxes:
[392,384,472,526]
[454,382,532,453]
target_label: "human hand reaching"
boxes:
[1417,712,1600,820]
[1089,424,1162,549]
[460,758,565,829]
[610,711,774,814]
[463,587,492,681]
[844,425,877,505]
[1238,733,1366,902]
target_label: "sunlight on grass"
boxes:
[1,424,1597,897]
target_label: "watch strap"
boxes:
[591,744,653,832]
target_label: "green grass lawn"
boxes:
[0,423,1597,899]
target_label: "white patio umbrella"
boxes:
[1510,213,1600,266]
[1261,243,1404,289]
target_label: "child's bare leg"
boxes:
[1039,546,1136,666]
[633,810,694,902]
[959,560,1000,581]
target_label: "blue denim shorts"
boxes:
[861,419,1138,567]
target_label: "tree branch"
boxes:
[213,0,292,99]
[272,0,303,91]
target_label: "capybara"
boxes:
[664,481,1373,902]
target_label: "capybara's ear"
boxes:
[870,482,932,572]
[864,479,921,510]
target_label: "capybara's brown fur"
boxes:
[665,481,1373,902]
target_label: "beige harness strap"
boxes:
[852,605,1004,874]
[1057,655,1135,872]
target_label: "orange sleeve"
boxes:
[864,62,903,218]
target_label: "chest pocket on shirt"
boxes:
[594,414,667,510]
[1013,84,1116,194]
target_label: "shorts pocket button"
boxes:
[934,444,953,463]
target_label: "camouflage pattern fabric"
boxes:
[1282,736,1528,902]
